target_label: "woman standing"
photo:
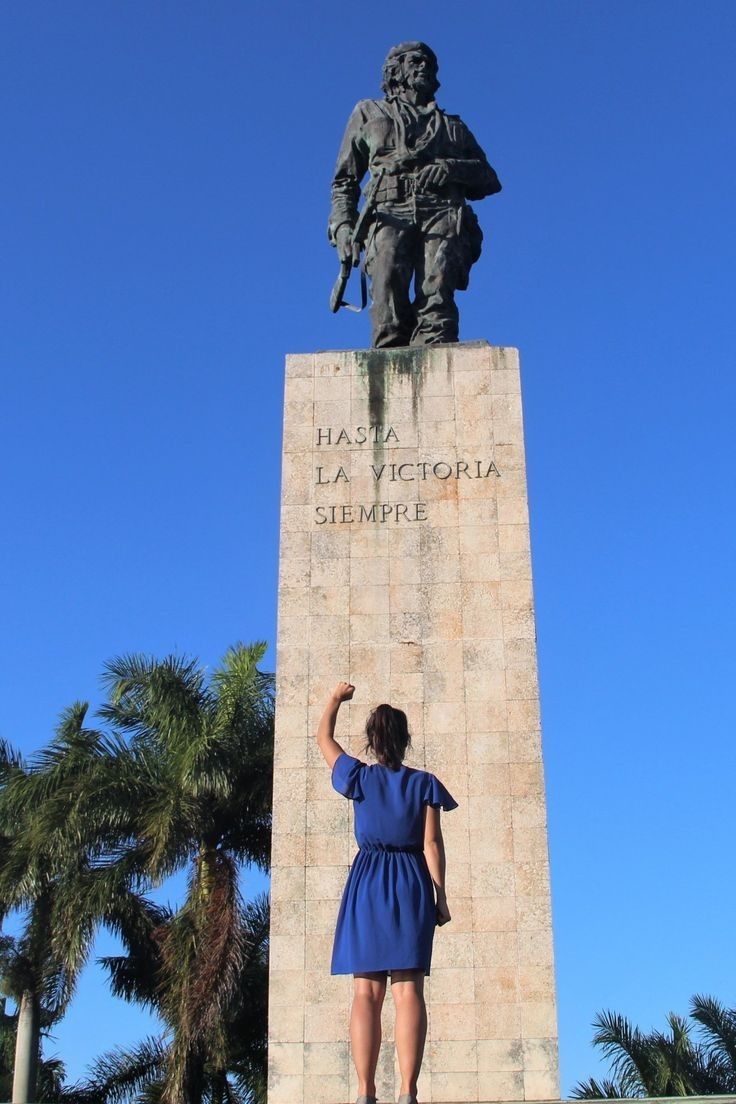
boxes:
[316,681,458,1104]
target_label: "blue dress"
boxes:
[330,751,459,976]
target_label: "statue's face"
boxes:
[400,49,437,97]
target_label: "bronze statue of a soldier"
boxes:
[328,42,501,348]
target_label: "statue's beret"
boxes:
[384,41,438,68]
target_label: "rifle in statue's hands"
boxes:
[329,169,385,313]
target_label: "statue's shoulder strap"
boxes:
[441,110,478,148]
[443,110,468,130]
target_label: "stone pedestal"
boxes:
[268,342,559,1104]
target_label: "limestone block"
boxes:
[303,1042,349,1078]
[269,968,306,1008]
[268,1001,304,1041]
[477,1037,524,1071]
[517,896,556,933]
[521,1001,559,1039]
[468,763,511,796]
[268,1041,303,1076]
[474,966,518,1004]
[270,865,305,901]
[509,730,543,762]
[446,896,473,932]
[429,1039,478,1072]
[430,1002,478,1041]
[477,1070,525,1100]
[472,896,517,933]
[305,934,336,972]
[428,966,475,1004]
[270,899,306,937]
[471,861,515,897]
[467,732,509,763]
[267,1073,303,1103]
[429,1070,480,1103]
[468,827,513,864]
[524,1067,561,1100]
[305,865,349,901]
[475,1000,522,1039]
[304,1073,347,1104]
[519,965,557,1003]
[270,934,305,971]
[522,1037,559,1071]
[305,1003,350,1043]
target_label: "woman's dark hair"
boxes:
[364,704,411,770]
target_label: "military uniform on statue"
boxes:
[328,42,501,347]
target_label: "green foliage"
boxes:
[65,892,270,1103]
[573,996,736,1098]
[0,642,274,1104]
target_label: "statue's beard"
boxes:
[399,72,435,99]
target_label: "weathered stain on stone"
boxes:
[356,346,428,432]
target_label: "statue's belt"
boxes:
[373,175,465,205]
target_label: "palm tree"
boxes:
[73,641,274,1104]
[0,715,170,1103]
[0,733,81,1103]
[573,996,736,1097]
[1,641,273,1104]
[1,991,66,1103]
[66,892,269,1103]
[2,994,18,1100]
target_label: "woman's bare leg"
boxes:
[391,969,427,1098]
[351,972,387,1097]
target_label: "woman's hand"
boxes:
[331,681,355,704]
[436,896,452,927]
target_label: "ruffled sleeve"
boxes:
[331,752,366,801]
[423,772,459,811]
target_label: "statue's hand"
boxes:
[335,224,355,265]
[416,160,450,193]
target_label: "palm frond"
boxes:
[591,1010,650,1096]
[649,1012,700,1095]
[229,1060,267,1104]
[570,1076,632,1099]
[0,738,25,778]
[100,654,209,748]
[241,893,269,967]
[691,993,736,1076]
[68,1035,168,1104]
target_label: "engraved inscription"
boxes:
[312,425,501,525]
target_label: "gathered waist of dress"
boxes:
[358,843,424,854]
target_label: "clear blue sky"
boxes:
[1,0,735,1093]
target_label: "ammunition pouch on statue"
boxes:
[456,203,483,290]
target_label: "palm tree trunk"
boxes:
[12,990,40,1103]
[211,1068,227,1104]
[183,1050,206,1104]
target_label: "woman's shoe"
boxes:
[356,1096,377,1104]
[398,1095,417,1104]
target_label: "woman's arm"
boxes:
[315,681,355,768]
[424,805,452,925]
